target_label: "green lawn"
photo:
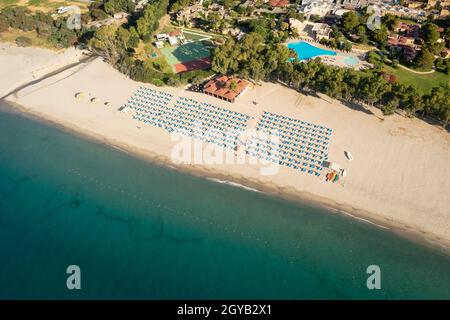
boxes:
[382,64,449,94]
[183,31,210,41]
[182,27,221,38]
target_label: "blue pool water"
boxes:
[288,41,336,60]
[344,56,359,67]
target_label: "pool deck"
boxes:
[321,53,370,70]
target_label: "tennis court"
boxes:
[160,41,213,73]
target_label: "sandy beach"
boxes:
[0,43,84,98]
[2,44,450,251]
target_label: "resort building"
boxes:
[57,6,72,14]
[156,33,168,41]
[175,1,204,26]
[312,23,332,40]
[268,0,290,7]
[113,12,129,20]
[394,22,420,39]
[336,0,370,9]
[439,7,450,17]
[442,48,450,59]
[406,1,424,9]
[134,0,150,11]
[168,36,179,46]
[289,19,332,41]
[154,41,164,49]
[387,34,416,47]
[224,27,245,40]
[202,76,250,103]
[333,8,350,17]
[426,0,438,8]
[373,3,427,19]
[175,1,232,26]
[155,31,185,47]
[298,0,335,17]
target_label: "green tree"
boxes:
[136,0,169,38]
[104,0,135,15]
[357,25,368,44]
[3,6,35,31]
[371,24,388,47]
[414,48,435,70]
[422,23,440,50]
[444,27,450,47]
[89,24,123,64]
[229,79,237,90]
[342,11,360,33]
[381,100,398,115]
[435,58,450,74]
[382,14,398,31]
[397,85,423,116]
[48,26,78,48]
[116,26,140,50]
[90,9,109,20]
[422,86,450,128]
[342,41,352,52]
[170,0,196,12]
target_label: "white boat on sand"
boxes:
[344,151,353,161]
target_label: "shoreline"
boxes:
[2,99,450,256]
[1,45,449,256]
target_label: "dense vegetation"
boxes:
[212,32,449,125]
[340,10,450,72]
[0,1,448,126]
[88,0,213,86]
[0,6,79,48]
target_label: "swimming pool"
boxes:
[287,41,336,60]
[343,55,359,67]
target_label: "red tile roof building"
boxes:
[388,33,416,47]
[168,31,182,37]
[203,76,250,103]
[269,0,290,7]
[394,22,420,39]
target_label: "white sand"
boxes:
[0,43,84,97]
[2,45,450,251]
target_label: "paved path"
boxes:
[396,64,435,74]
[384,58,435,74]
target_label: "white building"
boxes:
[113,12,129,20]
[155,41,165,49]
[373,3,427,19]
[168,36,179,46]
[156,33,169,41]
[289,19,332,41]
[299,0,335,17]
[312,23,332,40]
[134,0,150,11]
[57,6,71,14]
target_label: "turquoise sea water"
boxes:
[288,41,336,60]
[0,106,450,299]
